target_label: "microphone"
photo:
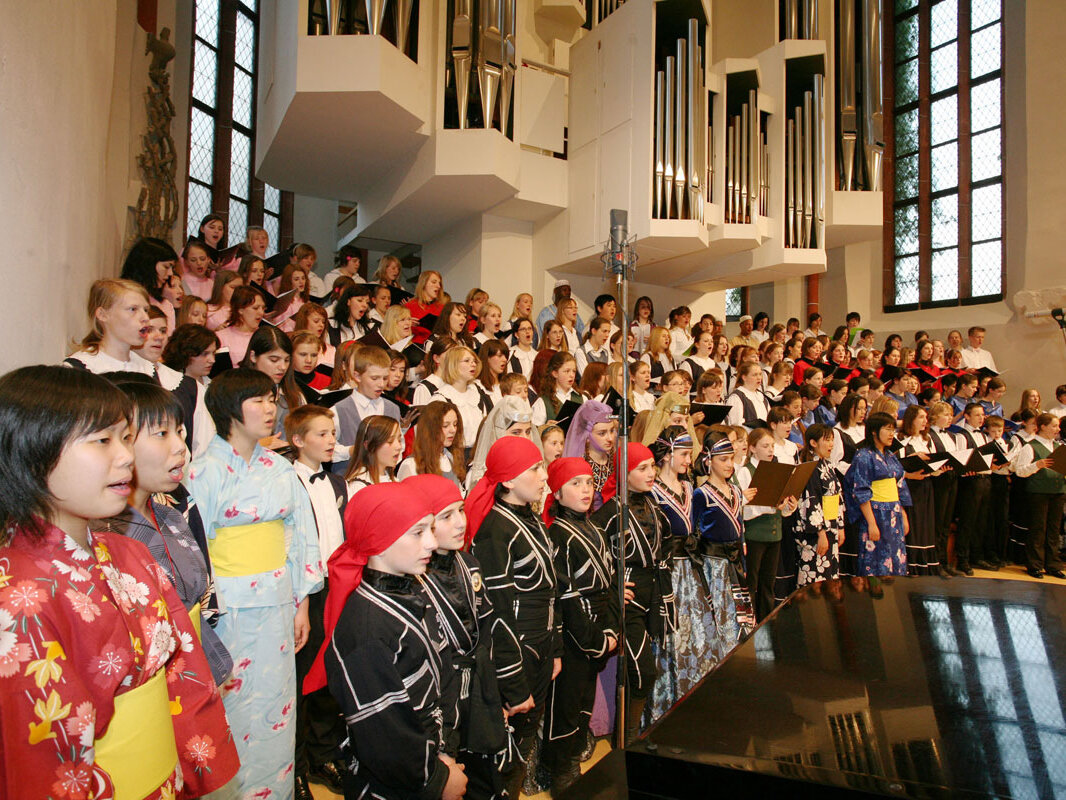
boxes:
[609,209,628,275]
[1024,308,1063,319]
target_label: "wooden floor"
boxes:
[310,567,1056,800]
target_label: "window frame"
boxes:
[883,0,1005,313]
[184,0,293,252]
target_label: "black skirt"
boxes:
[905,478,939,575]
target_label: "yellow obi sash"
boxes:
[822,493,841,521]
[189,601,202,640]
[209,520,285,577]
[95,669,178,799]
[871,478,900,503]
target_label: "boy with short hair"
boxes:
[1048,384,1066,419]
[331,344,400,472]
[594,293,620,337]
[984,415,1011,570]
[1014,413,1066,579]
[953,402,992,574]
[285,405,350,798]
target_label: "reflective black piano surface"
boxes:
[567,577,1066,799]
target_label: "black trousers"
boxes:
[746,539,782,622]
[622,568,658,700]
[955,476,990,568]
[502,634,555,799]
[295,584,345,774]
[1026,493,1066,572]
[988,474,1011,561]
[931,472,958,567]
[541,640,607,775]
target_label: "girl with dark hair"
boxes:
[120,236,178,302]
[532,351,582,426]
[270,264,310,332]
[842,411,912,576]
[791,337,824,386]
[475,338,509,404]
[751,311,770,344]
[630,295,655,353]
[162,322,219,382]
[898,404,941,576]
[692,430,756,647]
[384,348,412,407]
[412,337,459,405]
[396,400,467,488]
[181,239,216,300]
[344,415,404,494]
[432,301,477,349]
[0,365,239,799]
[508,317,537,379]
[330,283,373,344]
[95,376,232,684]
[216,285,265,364]
[646,426,721,725]
[187,368,324,798]
[793,423,845,586]
[243,325,304,438]
[540,319,567,353]
[197,212,227,253]
[206,269,242,330]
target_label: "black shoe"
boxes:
[941,564,958,577]
[973,559,996,570]
[1046,568,1066,579]
[1027,568,1045,579]
[308,760,346,795]
[958,564,975,576]
[295,774,313,800]
[580,729,597,762]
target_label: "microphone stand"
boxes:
[602,210,638,749]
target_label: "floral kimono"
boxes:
[843,447,912,576]
[794,459,845,585]
[186,436,324,800]
[0,525,238,799]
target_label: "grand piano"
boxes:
[564,576,1066,799]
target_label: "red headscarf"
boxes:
[464,436,543,547]
[600,442,655,504]
[403,473,463,514]
[303,482,433,694]
[542,457,594,525]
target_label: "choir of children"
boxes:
[1,227,1063,800]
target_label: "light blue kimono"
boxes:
[186,436,324,800]
[843,447,913,576]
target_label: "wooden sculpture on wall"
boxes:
[135,27,179,242]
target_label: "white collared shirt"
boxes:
[960,346,997,372]
[294,460,345,569]
[1015,435,1059,478]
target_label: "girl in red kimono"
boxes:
[0,365,238,800]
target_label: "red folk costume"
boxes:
[0,524,239,800]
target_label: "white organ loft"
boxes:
[256,0,886,296]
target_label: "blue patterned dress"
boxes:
[843,447,912,576]
[692,481,755,652]
[186,437,324,800]
[645,479,719,724]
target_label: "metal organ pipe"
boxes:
[862,0,884,191]
[838,0,857,190]
[655,71,665,219]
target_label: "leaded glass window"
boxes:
[886,0,1004,310]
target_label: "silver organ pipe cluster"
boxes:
[308,0,416,55]
[448,0,516,135]
[785,72,826,248]
[837,0,883,190]
[780,0,820,39]
[653,20,708,222]
[724,88,765,224]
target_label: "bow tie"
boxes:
[309,470,329,483]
